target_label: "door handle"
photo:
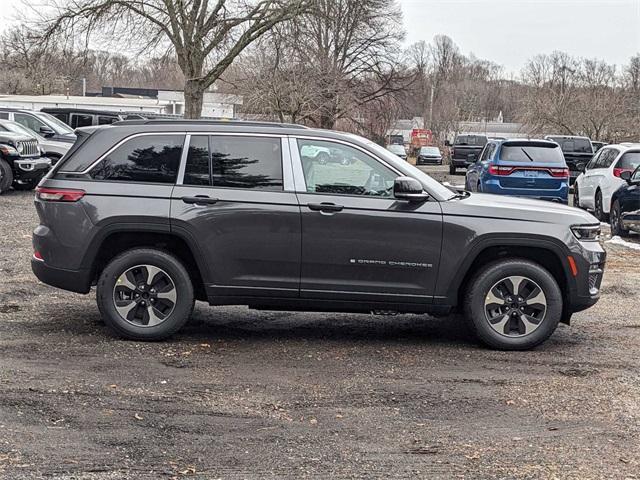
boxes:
[182,195,219,205]
[307,202,344,212]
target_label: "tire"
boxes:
[610,200,630,237]
[463,259,562,350]
[572,184,580,208]
[594,190,608,222]
[13,178,39,191]
[0,158,13,194]
[449,163,456,175]
[96,248,194,341]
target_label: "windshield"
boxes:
[36,112,75,135]
[354,135,456,200]
[547,137,592,154]
[500,144,565,164]
[618,152,640,170]
[386,145,405,154]
[420,147,440,155]
[454,135,487,146]
[2,120,43,140]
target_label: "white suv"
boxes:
[574,143,640,220]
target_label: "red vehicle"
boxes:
[409,129,434,156]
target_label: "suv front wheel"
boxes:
[464,259,562,350]
[97,248,194,340]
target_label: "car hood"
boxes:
[0,131,36,143]
[448,192,598,225]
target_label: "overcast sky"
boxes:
[399,0,640,72]
[1,0,639,73]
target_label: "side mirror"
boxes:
[394,176,428,202]
[576,162,586,172]
[620,170,632,183]
[39,126,55,138]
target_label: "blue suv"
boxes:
[465,139,569,203]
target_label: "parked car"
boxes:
[386,144,407,160]
[573,143,640,221]
[609,166,640,237]
[0,129,51,193]
[416,146,443,165]
[32,119,605,350]
[446,134,488,174]
[0,108,76,146]
[591,141,608,152]
[544,135,593,185]
[300,143,353,165]
[465,139,569,203]
[0,120,70,164]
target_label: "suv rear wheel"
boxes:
[464,259,562,350]
[96,248,194,341]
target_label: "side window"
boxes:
[14,113,46,132]
[297,139,397,197]
[0,112,8,120]
[71,114,93,128]
[601,149,619,169]
[183,135,211,186]
[586,150,602,170]
[209,136,283,190]
[98,116,118,125]
[90,134,184,184]
[478,144,490,162]
[632,167,640,182]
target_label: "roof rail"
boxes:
[111,118,309,129]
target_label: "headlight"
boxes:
[571,224,600,241]
[16,142,24,154]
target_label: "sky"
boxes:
[399,0,640,72]
[1,0,639,73]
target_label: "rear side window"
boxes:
[183,136,283,190]
[500,144,565,164]
[98,116,118,125]
[90,134,184,184]
[71,114,93,128]
[616,152,640,170]
[596,149,617,168]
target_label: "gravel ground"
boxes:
[0,172,639,479]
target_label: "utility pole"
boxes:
[82,78,86,96]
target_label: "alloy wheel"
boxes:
[484,275,547,337]
[112,264,177,327]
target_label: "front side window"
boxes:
[14,113,46,133]
[98,116,118,125]
[90,134,184,183]
[71,114,93,128]
[632,166,640,182]
[298,139,396,197]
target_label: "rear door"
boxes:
[292,137,443,305]
[170,133,301,299]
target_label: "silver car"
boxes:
[0,119,70,164]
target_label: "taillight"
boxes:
[613,168,631,178]
[488,164,515,175]
[35,187,85,202]
[549,167,569,178]
[33,250,44,261]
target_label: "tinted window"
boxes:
[14,113,46,132]
[0,112,8,120]
[90,134,184,183]
[49,112,69,124]
[454,135,487,146]
[617,152,640,170]
[184,136,210,186]
[71,114,93,128]
[298,139,396,197]
[548,137,592,153]
[98,116,119,125]
[632,167,640,182]
[500,144,565,164]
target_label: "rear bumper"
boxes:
[451,158,474,168]
[482,180,569,203]
[31,258,92,294]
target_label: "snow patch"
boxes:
[606,236,640,251]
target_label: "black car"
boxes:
[447,134,488,174]
[416,146,443,165]
[544,135,594,185]
[610,167,640,237]
[32,119,605,350]
[0,130,51,193]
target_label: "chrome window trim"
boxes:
[290,135,404,194]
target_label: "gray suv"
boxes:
[32,120,605,350]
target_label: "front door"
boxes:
[293,138,443,305]
[171,134,301,299]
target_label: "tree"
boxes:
[39,0,309,117]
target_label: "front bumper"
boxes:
[14,157,51,179]
[567,239,606,313]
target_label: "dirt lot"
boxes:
[1,170,639,479]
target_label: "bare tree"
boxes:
[39,0,309,117]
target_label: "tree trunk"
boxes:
[184,79,205,119]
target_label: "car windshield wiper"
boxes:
[521,148,535,162]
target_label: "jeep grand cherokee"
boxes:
[31,120,605,350]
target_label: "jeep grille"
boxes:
[17,140,39,157]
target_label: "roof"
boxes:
[111,119,308,129]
